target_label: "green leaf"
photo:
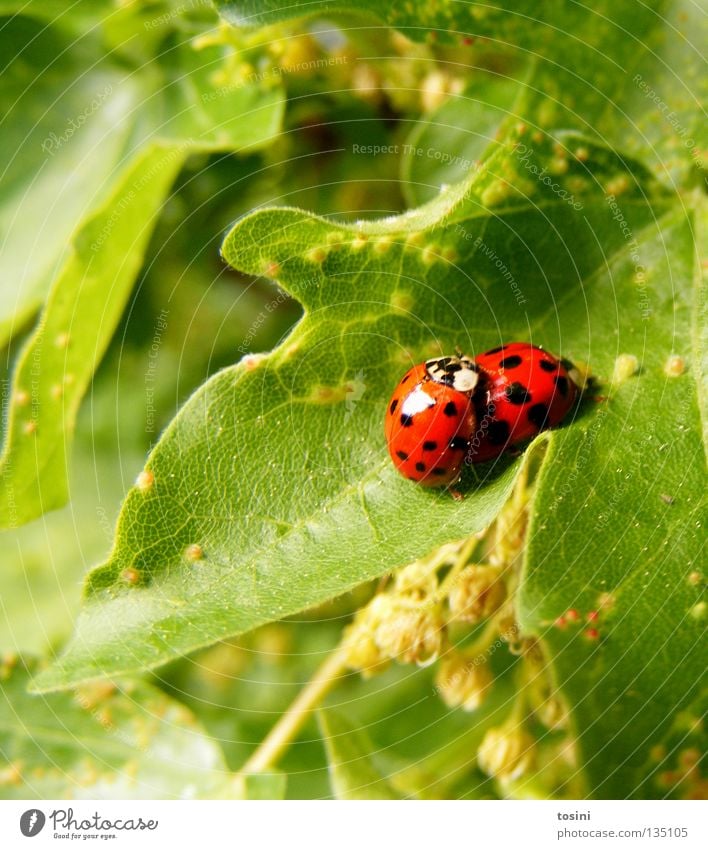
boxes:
[0,339,150,656]
[0,656,236,799]
[135,37,284,152]
[318,709,401,799]
[518,200,707,799]
[0,144,183,527]
[0,20,141,344]
[511,2,706,186]
[33,131,672,691]
[399,0,705,195]
[0,447,143,656]
[605,0,707,182]
[0,10,284,526]
[401,76,521,207]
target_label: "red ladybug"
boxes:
[385,355,480,486]
[468,342,579,463]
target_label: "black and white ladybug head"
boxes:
[425,355,480,393]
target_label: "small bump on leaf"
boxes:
[135,470,154,492]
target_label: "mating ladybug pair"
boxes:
[385,343,579,487]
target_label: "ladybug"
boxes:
[385,355,480,486]
[468,342,579,463]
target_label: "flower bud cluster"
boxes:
[344,558,447,675]
[478,722,535,781]
[447,565,507,624]
[434,651,493,711]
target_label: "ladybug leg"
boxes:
[449,488,465,501]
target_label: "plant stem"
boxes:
[464,613,505,658]
[239,640,351,775]
[434,534,480,601]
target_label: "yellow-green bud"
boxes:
[478,724,535,780]
[276,35,319,74]
[394,561,438,599]
[536,696,568,730]
[374,606,444,666]
[420,70,457,112]
[435,652,493,711]
[344,627,387,677]
[448,565,507,623]
[351,64,382,103]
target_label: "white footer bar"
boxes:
[2,800,706,849]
